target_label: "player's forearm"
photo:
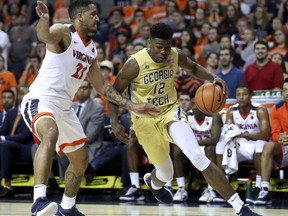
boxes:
[108,101,120,125]
[191,62,216,81]
[104,85,132,112]
[36,16,50,43]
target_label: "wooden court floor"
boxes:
[0,202,287,216]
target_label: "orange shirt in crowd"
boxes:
[18,70,37,87]
[270,102,288,142]
[0,71,17,111]
[176,0,188,11]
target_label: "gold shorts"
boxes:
[131,103,187,164]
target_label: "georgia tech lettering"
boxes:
[143,69,174,106]
[143,69,173,84]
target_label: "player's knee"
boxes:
[204,145,216,157]
[171,145,183,159]
[263,142,275,156]
[190,150,210,172]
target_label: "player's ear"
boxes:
[78,13,84,22]
[147,39,151,47]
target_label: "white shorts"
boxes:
[21,96,87,155]
[216,138,265,162]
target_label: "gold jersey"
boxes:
[130,48,179,116]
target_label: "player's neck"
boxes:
[238,105,251,115]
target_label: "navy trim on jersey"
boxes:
[276,101,285,110]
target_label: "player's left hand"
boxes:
[213,77,229,97]
[131,102,160,117]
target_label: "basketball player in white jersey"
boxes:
[216,85,271,204]
[109,23,261,215]
[21,1,159,215]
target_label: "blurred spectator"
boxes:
[52,0,71,24]
[217,4,238,36]
[146,0,167,25]
[96,45,106,63]
[161,0,178,29]
[230,0,249,16]
[184,0,201,21]
[130,8,146,40]
[124,43,135,58]
[231,16,249,52]
[271,52,288,80]
[251,6,273,40]
[242,40,284,91]
[133,43,145,53]
[0,89,15,128]
[2,2,20,32]
[207,1,223,28]
[219,34,244,68]
[241,28,257,62]
[9,12,37,81]
[202,27,220,59]
[216,48,243,99]
[0,55,17,111]
[106,6,131,60]
[205,52,219,74]
[123,0,147,26]
[132,22,150,46]
[18,54,41,87]
[268,27,288,57]
[33,41,46,62]
[111,27,131,59]
[179,29,196,51]
[0,86,34,198]
[191,8,208,42]
[277,0,288,28]
[251,0,278,21]
[0,29,11,70]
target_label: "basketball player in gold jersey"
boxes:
[109,23,260,216]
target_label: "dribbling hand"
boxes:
[213,77,229,97]
[111,122,129,144]
[35,1,49,19]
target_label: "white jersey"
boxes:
[232,102,260,134]
[187,110,213,141]
[28,25,97,109]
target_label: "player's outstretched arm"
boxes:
[87,59,160,116]
[178,49,228,95]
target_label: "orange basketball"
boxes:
[195,83,226,114]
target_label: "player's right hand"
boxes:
[35,1,49,19]
[131,102,160,117]
[111,122,129,144]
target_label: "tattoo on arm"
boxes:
[104,85,132,110]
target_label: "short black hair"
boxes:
[68,0,96,21]
[254,40,268,50]
[219,47,234,57]
[284,78,288,84]
[237,85,252,94]
[2,89,15,98]
[150,23,173,40]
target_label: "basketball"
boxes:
[195,83,226,114]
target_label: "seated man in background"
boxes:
[166,94,223,202]
[0,89,15,128]
[58,79,105,181]
[254,79,288,205]
[0,87,34,197]
[216,85,271,204]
